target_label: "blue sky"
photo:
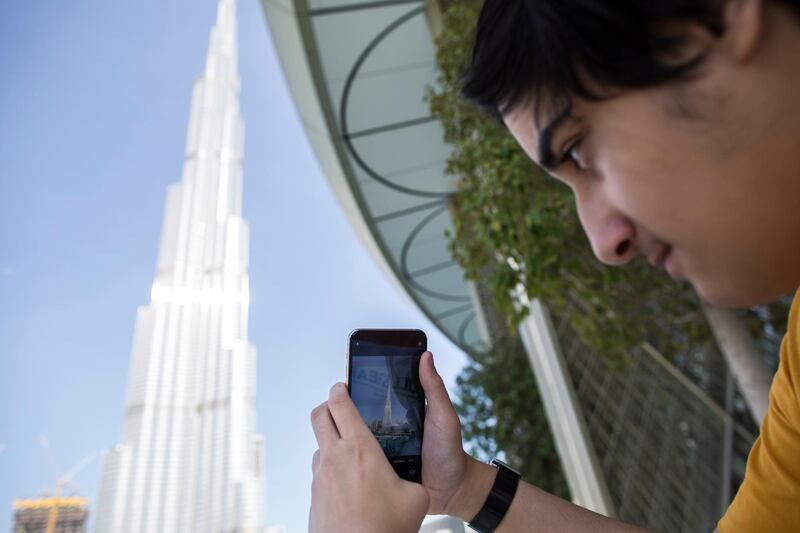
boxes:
[0,1,467,531]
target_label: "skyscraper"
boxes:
[95,1,264,531]
[382,379,393,428]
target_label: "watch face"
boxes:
[491,459,522,478]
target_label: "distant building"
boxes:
[13,497,88,533]
[95,1,264,531]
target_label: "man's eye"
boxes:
[560,140,584,169]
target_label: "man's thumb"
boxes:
[419,352,456,418]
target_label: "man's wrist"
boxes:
[444,456,498,522]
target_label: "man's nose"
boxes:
[577,194,637,266]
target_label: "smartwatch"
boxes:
[467,459,521,533]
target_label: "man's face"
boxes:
[503,6,800,308]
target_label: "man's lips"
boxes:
[647,245,672,270]
[664,247,682,279]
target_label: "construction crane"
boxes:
[35,436,97,533]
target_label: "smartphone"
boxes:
[347,329,426,483]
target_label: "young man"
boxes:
[308,0,800,531]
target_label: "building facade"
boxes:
[13,497,89,533]
[95,1,265,531]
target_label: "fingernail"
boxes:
[428,352,436,371]
[330,382,346,396]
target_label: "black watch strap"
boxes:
[468,459,521,533]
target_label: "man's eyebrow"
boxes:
[538,108,572,171]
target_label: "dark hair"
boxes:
[461,0,800,120]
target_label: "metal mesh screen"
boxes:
[555,309,755,533]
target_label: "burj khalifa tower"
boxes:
[95,1,265,531]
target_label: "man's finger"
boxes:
[327,382,372,440]
[310,402,339,448]
[419,352,458,424]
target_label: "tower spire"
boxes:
[95,0,264,530]
[214,0,237,58]
[383,380,393,428]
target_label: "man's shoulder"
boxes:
[781,290,800,393]
[718,289,800,533]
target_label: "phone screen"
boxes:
[348,332,425,483]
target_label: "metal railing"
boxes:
[554,306,756,533]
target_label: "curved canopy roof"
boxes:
[263,0,488,350]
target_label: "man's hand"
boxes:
[309,383,429,533]
[418,352,496,520]
[417,353,656,533]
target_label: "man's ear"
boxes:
[722,0,765,63]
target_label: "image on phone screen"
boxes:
[348,333,425,482]
[351,354,422,456]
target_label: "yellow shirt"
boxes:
[718,292,800,532]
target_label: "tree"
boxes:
[457,334,569,498]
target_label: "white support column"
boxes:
[518,299,615,516]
